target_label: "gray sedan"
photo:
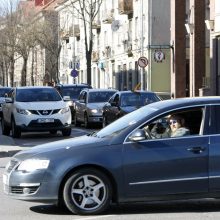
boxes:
[3,97,220,215]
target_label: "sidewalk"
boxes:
[0,135,26,158]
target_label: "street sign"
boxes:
[138,56,148,68]
[70,69,78,78]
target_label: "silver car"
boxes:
[0,87,12,118]
[74,89,117,127]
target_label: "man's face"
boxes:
[169,119,181,132]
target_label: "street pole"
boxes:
[140,0,144,90]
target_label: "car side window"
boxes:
[140,107,204,140]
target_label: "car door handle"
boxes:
[187,146,206,154]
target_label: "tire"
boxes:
[84,113,90,128]
[1,118,10,136]
[74,114,80,127]
[11,118,21,138]
[102,115,108,128]
[63,168,112,215]
[62,128,72,136]
[50,130,57,135]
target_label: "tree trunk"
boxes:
[31,50,34,86]
[86,51,92,85]
[9,57,15,87]
[21,57,28,86]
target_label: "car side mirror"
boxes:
[128,129,146,142]
[63,96,71,101]
[111,102,117,107]
[5,97,13,103]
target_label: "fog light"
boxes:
[23,188,31,194]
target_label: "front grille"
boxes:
[11,186,39,194]
[29,109,61,115]
[6,159,19,173]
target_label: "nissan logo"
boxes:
[42,110,48,115]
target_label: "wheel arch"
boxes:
[58,164,118,204]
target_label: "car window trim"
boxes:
[124,104,208,144]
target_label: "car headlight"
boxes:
[91,109,98,113]
[60,107,70,114]
[17,159,50,172]
[16,108,31,115]
[67,101,74,106]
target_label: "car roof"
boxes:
[148,96,220,111]
[56,84,91,88]
[16,86,54,90]
[116,90,158,94]
[83,88,117,92]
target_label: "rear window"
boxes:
[0,88,12,97]
[60,87,87,99]
[120,93,160,107]
[16,88,62,102]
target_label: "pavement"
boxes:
[0,135,29,158]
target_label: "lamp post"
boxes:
[140,0,144,90]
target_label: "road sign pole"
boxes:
[140,0,144,90]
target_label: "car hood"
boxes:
[15,101,66,110]
[0,97,5,103]
[121,106,142,113]
[87,102,106,109]
[14,135,106,160]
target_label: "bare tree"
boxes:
[35,11,61,84]
[0,0,20,86]
[68,0,103,85]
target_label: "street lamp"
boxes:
[205,20,214,31]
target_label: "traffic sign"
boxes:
[70,69,78,78]
[138,56,148,68]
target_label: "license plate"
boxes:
[38,118,54,123]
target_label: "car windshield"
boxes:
[91,105,158,138]
[61,87,85,99]
[16,88,62,102]
[0,88,11,97]
[88,91,116,103]
[120,93,161,107]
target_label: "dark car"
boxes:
[0,87,12,117]
[4,97,220,215]
[74,88,117,127]
[55,83,92,119]
[102,90,161,127]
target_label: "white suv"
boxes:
[1,86,72,138]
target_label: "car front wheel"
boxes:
[62,128,71,136]
[63,168,112,215]
[1,118,10,136]
[11,118,21,138]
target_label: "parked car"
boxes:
[4,96,220,215]
[0,86,12,118]
[1,86,72,138]
[102,90,161,127]
[74,88,117,127]
[55,83,92,119]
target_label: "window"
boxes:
[140,107,204,139]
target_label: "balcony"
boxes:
[92,51,99,62]
[92,20,101,29]
[102,9,114,24]
[73,25,80,37]
[118,0,133,15]
[60,30,70,40]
